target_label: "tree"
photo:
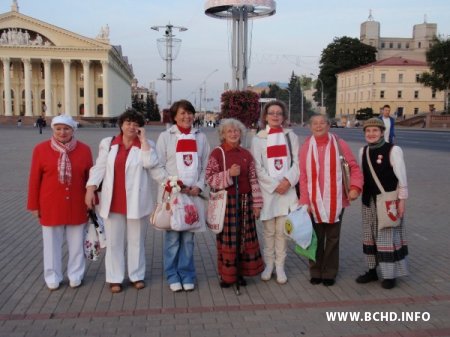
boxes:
[146,95,161,121]
[317,36,377,117]
[418,37,450,113]
[220,90,260,128]
[131,94,145,114]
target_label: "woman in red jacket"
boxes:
[27,115,93,291]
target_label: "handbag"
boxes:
[206,147,227,234]
[336,138,351,199]
[84,209,106,261]
[149,191,171,230]
[365,148,401,230]
[170,193,201,231]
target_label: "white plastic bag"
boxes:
[284,205,313,249]
[170,193,201,231]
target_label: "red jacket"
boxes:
[27,140,93,226]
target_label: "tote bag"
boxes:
[149,192,171,231]
[366,148,401,230]
[206,147,227,234]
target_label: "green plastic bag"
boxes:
[294,230,317,262]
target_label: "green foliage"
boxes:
[131,95,145,113]
[356,107,374,120]
[318,36,377,117]
[220,90,260,128]
[146,95,160,121]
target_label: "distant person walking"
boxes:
[17,117,22,127]
[378,105,395,143]
[36,116,45,134]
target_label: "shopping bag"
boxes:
[206,189,227,234]
[284,205,313,249]
[170,193,201,231]
[294,230,318,262]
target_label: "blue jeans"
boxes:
[163,231,196,285]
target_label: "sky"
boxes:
[3,0,450,111]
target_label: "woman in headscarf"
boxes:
[356,118,408,289]
[28,114,92,290]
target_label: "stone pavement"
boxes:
[0,125,449,337]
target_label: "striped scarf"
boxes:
[175,133,198,186]
[50,136,77,185]
[306,134,342,224]
[266,127,288,180]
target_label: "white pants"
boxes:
[262,216,287,268]
[104,213,147,283]
[42,225,86,286]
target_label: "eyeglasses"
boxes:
[267,112,284,116]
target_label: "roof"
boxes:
[338,57,427,75]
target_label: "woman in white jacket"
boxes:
[251,100,300,284]
[85,109,160,294]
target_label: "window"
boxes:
[414,108,419,115]
[40,63,45,79]
[432,90,436,99]
[97,104,103,115]
[389,42,393,48]
[397,91,402,99]
[380,90,385,99]
[397,42,402,48]
[97,88,103,98]
[80,88,84,98]
[381,73,386,83]
[381,42,385,48]
[418,42,422,48]
[416,74,420,82]
[414,90,419,99]
[406,42,409,49]
[398,74,403,83]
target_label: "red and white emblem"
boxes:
[385,200,399,221]
[274,158,284,170]
[183,154,193,166]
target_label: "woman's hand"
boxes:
[253,207,261,219]
[275,178,291,195]
[398,199,406,218]
[229,164,240,177]
[188,186,201,197]
[348,189,360,201]
[30,210,40,218]
[138,127,150,151]
[85,186,97,210]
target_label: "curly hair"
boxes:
[217,118,247,144]
[117,109,145,128]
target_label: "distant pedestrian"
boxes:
[378,105,395,143]
[36,116,45,134]
[355,118,408,290]
[17,117,22,127]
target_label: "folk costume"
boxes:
[299,133,363,283]
[154,125,210,289]
[358,140,409,282]
[87,134,160,285]
[251,126,299,283]
[206,143,264,285]
[28,115,92,289]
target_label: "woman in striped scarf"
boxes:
[298,114,363,286]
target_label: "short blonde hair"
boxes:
[218,118,247,144]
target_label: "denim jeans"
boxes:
[163,230,196,285]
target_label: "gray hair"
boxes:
[217,118,247,144]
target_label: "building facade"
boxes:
[360,11,437,62]
[336,57,444,119]
[0,2,133,119]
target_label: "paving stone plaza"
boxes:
[0,125,449,337]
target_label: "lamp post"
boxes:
[310,73,324,113]
[57,102,62,115]
[199,69,218,112]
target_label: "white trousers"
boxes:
[262,216,287,267]
[104,213,147,283]
[42,225,86,286]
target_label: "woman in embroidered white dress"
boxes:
[153,100,210,292]
[251,100,299,284]
[299,114,363,286]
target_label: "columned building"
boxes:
[0,2,133,119]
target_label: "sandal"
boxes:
[132,280,145,290]
[110,283,122,293]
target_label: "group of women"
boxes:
[27,99,409,293]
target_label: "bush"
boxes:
[220,90,260,128]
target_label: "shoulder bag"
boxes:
[336,137,351,199]
[365,148,401,230]
[206,146,227,234]
[150,191,172,231]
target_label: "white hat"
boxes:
[51,114,77,130]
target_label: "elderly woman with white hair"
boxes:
[205,118,264,288]
[28,114,93,291]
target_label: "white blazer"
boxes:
[251,128,300,221]
[87,136,160,220]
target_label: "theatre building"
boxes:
[0,1,133,122]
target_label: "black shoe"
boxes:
[238,277,247,286]
[356,269,378,284]
[220,281,231,288]
[310,277,322,285]
[322,279,335,286]
[381,279,396,289]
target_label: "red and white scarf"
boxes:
[50,136,77,185]
[175,133,198,186]
[266,127,288,180]
[306,134,342,224]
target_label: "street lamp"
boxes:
[198,69,218,112]
[310,73,324,113]
[57,102,62,114]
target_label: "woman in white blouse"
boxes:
[356,118,409,290]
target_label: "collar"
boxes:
[176,125,192,134]
[112,134,141,148]
[222,142,241,152]
[313,133,329,145]
[169,124,197,135]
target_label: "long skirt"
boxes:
[362,199,408,279]
[217,193,264,284]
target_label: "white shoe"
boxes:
[70,280,82,289]
[276,266,287,284]
[183,283,195,291]
[261,264,274,281]
[169,282,183,292]
[47,282,60,291]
